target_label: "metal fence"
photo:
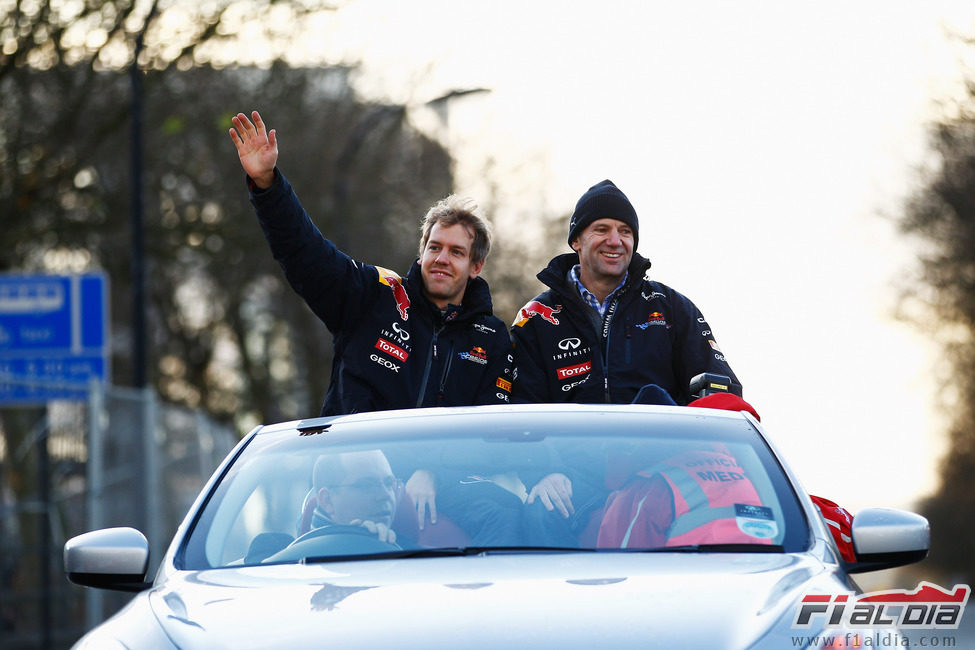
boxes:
[0,383,238,649]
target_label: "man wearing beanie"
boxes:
[512,178,739,405]
[510,179,742,533]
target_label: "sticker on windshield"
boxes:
[735,504,778,539]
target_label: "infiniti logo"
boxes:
[558,337,581,350]
[392,322,410,340]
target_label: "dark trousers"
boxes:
[439,475,607,548]
[523,478,607,548]
[438,479,525,546]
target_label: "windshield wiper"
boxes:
[622,543,785,554]
[400,545,595,558]
[298,543,784,564]
[301,545,594,564]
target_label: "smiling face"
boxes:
[571,218,635,297]
[419,222,484,309]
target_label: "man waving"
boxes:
[230,110,512,416]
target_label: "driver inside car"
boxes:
[306,450,401,545]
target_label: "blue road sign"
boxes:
[0,273,109,404]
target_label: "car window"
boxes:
[178,410,808,569]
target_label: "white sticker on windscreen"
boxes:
[735,504,778,539]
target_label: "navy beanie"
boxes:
[567,180,639,249]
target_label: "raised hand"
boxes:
[229,110,278,189]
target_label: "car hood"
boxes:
[148,552,848,649]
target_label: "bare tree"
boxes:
[897,75,975,583]
[0,0,340,270]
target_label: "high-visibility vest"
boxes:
[599,448,775,548]
[652,449,772,546]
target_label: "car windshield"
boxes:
[178,406,808,569]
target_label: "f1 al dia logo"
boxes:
[793,582,970,630]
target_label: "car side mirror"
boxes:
[845,508,929,574]
[64,527,152,592]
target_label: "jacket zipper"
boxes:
[625,319,632,364]
[601,296,621,403]
[415,325,443,408]
[437,342,455,403]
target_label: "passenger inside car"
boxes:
[596,441,776,548]
[392,437,571,547]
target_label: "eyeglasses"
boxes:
[329,476,401,493]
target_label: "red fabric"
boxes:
[597,473,674,548]
[811,494,856,563]
[392,489,471,548]
[688,393,761,421]
[577,506,606,547]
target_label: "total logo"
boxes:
[557,361,592,380]
[375,338,408,362]
[370,353,400,373]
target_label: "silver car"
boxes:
[65,403,929,649]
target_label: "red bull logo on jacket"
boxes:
[459,346,488,365]
[513,300,562,327]
[635,311,668,330]
[376,267,410,320]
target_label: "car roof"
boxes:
[254,403,760,440]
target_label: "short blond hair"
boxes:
[418,195,492,266]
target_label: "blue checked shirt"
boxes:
[570,264,628,317]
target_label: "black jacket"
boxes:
[510,252,739,406]
[249,171,512,416]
